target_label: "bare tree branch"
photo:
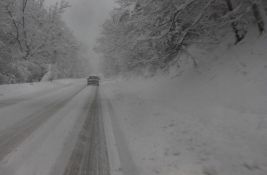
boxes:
[176,0,216,49]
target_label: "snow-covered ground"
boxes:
[103,35,267,175]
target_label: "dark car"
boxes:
[87,76,100,86]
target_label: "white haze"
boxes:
[45,0,116,73]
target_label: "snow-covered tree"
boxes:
[95,0,267,77]
[0,0,88,84]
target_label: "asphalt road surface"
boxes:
[0,80,112,175]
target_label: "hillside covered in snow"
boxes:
[103,33,267,175]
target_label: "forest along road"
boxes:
[0,80,112,175]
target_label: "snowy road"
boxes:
[63,88,110,175]
[0,83,73,108]
[0,80,113,175]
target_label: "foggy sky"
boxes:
[45,0,116,73]
[46,0,115,47]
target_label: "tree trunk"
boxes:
[251,0,266,34]
[225,0,246,44]
[41,64,54,82]
[22,0,31,58]
[6,3,24,52]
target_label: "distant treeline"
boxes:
[0,0,88,84]
[95,0,267,77]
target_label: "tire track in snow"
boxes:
[63,88,110,175]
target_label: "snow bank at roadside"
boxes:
[103,35,267,175]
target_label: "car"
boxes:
[87,76,100,86]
